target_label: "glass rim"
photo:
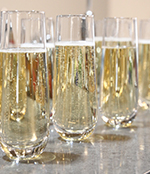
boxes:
[95,19,103,22]
[104,17,137,20]
[139,19,150,22]
[1,10,45,15]
[56,14,94,18]
[46,17,53,20]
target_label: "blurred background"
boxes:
[1,0,150,22]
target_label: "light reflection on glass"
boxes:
[84,147,88,156]
[140,145,145,151]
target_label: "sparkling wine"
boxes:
[46,43,54,113]
[138,40,150,107]
[95,37,102,94]
[0,52,3,134]
[100,43,138,127]
[1,49,49,160]
[53,42,97,141]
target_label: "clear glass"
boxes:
[53,14,97,141]
[45,17,54,118]
[95,19,103,95]
[99,17,138,127]
[0,11,50,160]
[0,16,2,136]
[138,19,150,109]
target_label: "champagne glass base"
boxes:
[138,99,149,110]
[54,124,96,141]
[101,111,137,128]
[10,114,24,122]
[0,137,48,161]
[10,108,26,122]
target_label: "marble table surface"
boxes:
[0,108,150,174]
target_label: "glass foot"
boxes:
[0,137,48,161]
[101,111,137,128]
[54,124,96,141]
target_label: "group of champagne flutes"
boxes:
[0,9,148,161]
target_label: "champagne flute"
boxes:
[138,19,150,109]
[53,14,97,141]
[95,19,103,95]
[99,17,138,127]
[0,10,50,160]
[0,16,2,136]
[45,17,54,118]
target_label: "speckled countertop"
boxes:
[0,108,150,174]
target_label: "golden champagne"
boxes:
[100,44,138,127]
[53,42,97,141]
[138,41,150,108]
[0,53,3,135]
[95,37,102,94]
[0,50,49,160]
[46,43,54,115]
